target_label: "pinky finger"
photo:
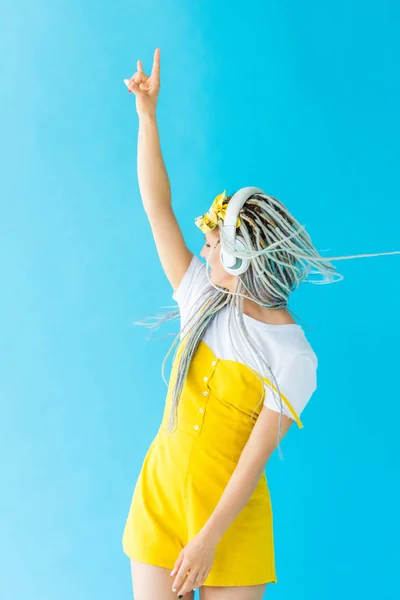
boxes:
[192,577,202,590]
[195,571,208,589]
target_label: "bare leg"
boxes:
[130,559,195,600]
[199,583,268,600]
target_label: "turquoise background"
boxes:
[1,1,399,598]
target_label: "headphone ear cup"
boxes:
[221,235,250,276]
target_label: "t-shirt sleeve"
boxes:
[172,254,215,334]
[263,351,318,423]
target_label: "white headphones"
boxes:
[219,186,265,276]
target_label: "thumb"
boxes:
[124,78,139,94]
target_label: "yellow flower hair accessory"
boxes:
[194,190,241,233]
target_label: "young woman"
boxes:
[121,48,399,600]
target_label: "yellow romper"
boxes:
[122,333,303,587]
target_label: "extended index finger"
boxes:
[151,47,160,83]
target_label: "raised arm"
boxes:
[124,48,193,292]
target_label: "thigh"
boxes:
[199,583,267,600]
[130,559,195,600]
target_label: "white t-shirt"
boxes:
[172,254,318,421]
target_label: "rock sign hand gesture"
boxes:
[124,47,161,117]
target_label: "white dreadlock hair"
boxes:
[134,191,400,460]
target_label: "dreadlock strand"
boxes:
[134,190,400,460]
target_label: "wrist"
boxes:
[138,111,157,123]
[198,525,222,547]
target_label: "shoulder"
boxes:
[172,254,216,334]
[262,348,318,422]
[277,328,318,365]
[172,254,211,303]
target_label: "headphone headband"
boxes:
[220,186,265,275]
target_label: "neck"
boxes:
[232,288,294,324]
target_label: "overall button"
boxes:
[199,407,204,413]
[194,424,200,431]
[211,360,217,366]
[203,391,209,396]
[203,376,209,382]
